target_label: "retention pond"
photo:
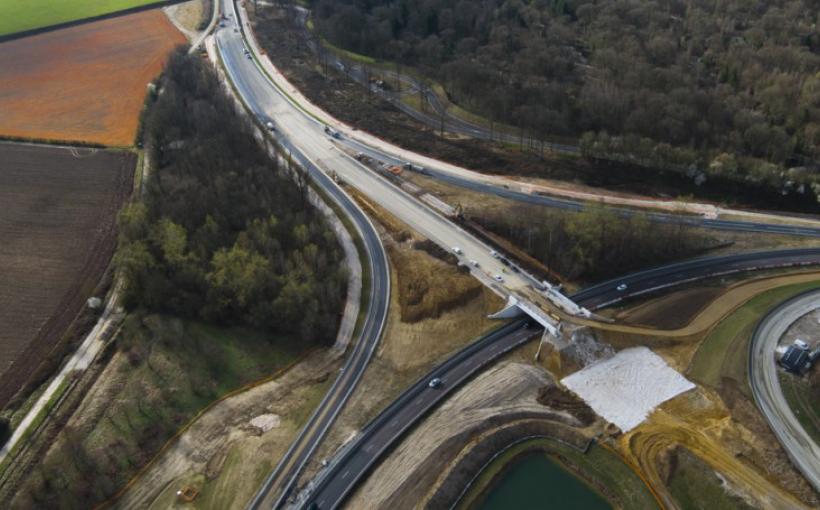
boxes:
[477,452,611,510]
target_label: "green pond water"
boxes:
[477,453,612,510]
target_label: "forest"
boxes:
[118,48,347,344]
[311,0,820,204]
[471,205,713,282]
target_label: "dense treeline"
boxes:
[0,417,9,448]
[312,0,820,204]
[472,205,712,281]
[118,48,347,343]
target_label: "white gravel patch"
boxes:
[561,346,695,432]
[249,413,281,432]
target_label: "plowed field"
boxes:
[0,142,134,409]
[0,9,184,146]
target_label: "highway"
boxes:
[571,248,820,309]
[301,319,537,510]
[217,3,820,507]
[282,7,820,239]
[294,249,820,509]
[217,1,553,507]
[216,6,392,509]
[341,136,820,238]
[217,1,552,300]
[749,290,820,492]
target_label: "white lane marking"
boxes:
[342,469,349,479]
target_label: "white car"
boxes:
[452,247,463,255]
[469,259,479,267]
[616,283,628,291]
[265,121,275,131]
[490,250,499,258]
[428,377,442,388]
[494,274,504,282]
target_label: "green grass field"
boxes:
[779,371,820,446]
[13,314,305,508]
[668,448,754,510]
[0,0,164,37]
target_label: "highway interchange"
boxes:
[297,250,820,509]
[212,3,820,508]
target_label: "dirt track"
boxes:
[621,388,816,509]
[0,9,184,146]
[0,142,133,410]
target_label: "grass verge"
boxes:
[457,438,658,510]
[687,280,820,391]
[667,447,755,510]
[9,315,305,508]
[779,371,820,446]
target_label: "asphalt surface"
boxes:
[296,248,820,509]
[217,5,391,509]
[216,4,820,507]
[749,290,820,492]
[341,137,820,238]
[294,7,577,154]
[301,319,537,510]
[289,8,820,240]
[217,1,540,298]
[218,1,550,507]
[571,248,820,309]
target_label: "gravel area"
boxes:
[562,347,695,432]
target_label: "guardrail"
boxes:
[299,319,534,509]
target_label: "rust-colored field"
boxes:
[0,9,184,146]
[0,142,133,409]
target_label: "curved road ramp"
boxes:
[561,347,695,432]
[750,290,820,492]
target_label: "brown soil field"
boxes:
[0,142,133,410]
[0,9,184,146]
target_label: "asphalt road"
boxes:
[301,319,537,510]
[749,290,820,492]
[217,4,820,507]
[293,7,577,154]
[342,136,820,238]
[287,8,820,240]
[217,5,391,509]
[217,2,540,298]
[295,249,820,509]
[218,1,550,507]
[571,248,820,309]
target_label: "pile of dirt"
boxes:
[249,5,813,211]
[412,238,459,266]
[537,386,597,426]
[615,287,726,330]
[620,387,817,509]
